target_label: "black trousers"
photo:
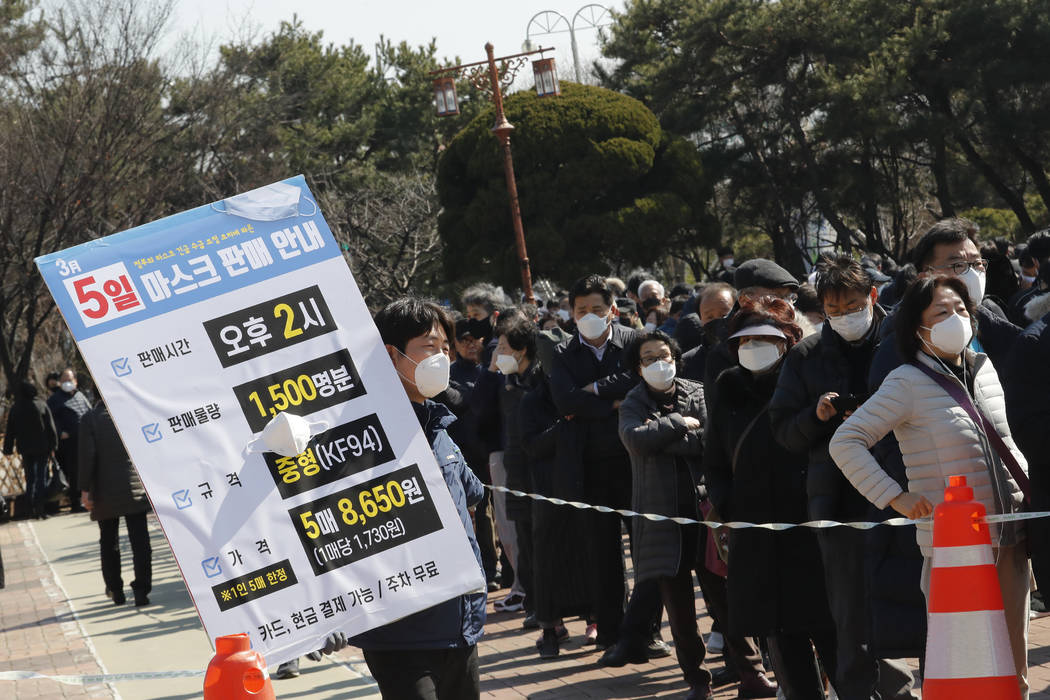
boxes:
[98,512,152,597]
[474,491,499,582]
[816,527,879,700]
[619,512,664,646]
[767,629,838,700]
[657,525,713,689]
[363,645,479,700]
[581,456,633,646]
[695,525,765,677]
[513,515,534,613]
[57,438,79,503]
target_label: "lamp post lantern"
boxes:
[430,43,557,305]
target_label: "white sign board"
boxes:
[35,175,485,664]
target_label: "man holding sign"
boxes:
[34,176,488,690]
[314,297,487,699]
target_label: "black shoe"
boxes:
[711,665,739,687]
[647,637,672,658]
[737,671,778,698]
[522,612,540,630]
[487,579,501,592]
[685,685,713,700]
[538,628,560,659]
[596,641,649,667]
[134,594,150,607]
[111,591,126,605]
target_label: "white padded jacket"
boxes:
[829,350,1027,555]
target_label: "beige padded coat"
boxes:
[829,350,1027,555]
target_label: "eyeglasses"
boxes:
[825,303,868,319]
[929,259,987,276]
[639,353,673,367]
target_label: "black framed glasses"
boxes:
[931,259,988,275]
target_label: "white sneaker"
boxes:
[705,630,724,654]
[493,592,525,612]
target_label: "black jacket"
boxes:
[703,365,832,637]
[443,359,489,483]
[3,382,58,457]
[78,403,149,520]
[481,362,542,520]
[46,389,91,441]
[674,313,704,353]
[548,325,639,500]
[770,309,887,521]
[1004,293,1050,591]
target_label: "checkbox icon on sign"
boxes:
[110,357,132,377]
[201,557,222,578]
[141,423,162,443]
[172,489,192,510]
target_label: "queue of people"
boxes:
[3,215,1048,700]
[318,216,1048,700]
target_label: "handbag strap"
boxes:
[731,404,770,474]
[909,360,1030,504]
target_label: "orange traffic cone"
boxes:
[922,475,1019,699]
[203,633,276,699]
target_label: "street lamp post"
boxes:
[430,43,558,305]
[524,4,611,83]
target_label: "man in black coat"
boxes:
[679,283,737,377]
[3,380,58,519]
[443,319,499,589]
[869,219,1022,388]
[1004,288,1050,604]
[46,368,92,511]
[1006,230,1050,327]
[770,255,917,700]
[548,274,664,662]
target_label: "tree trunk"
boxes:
[931,133,955,218]
[954,132,1036,233]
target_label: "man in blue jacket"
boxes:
[316,297,486,699]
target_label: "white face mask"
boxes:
[641,360,676,391]
[920,313,973,356]
[576,312,610,340]
[60,381,76,393]
[398,351,450,398]
[723,258,735,267]
[247,412,329,457]
[737,340,783,373]
[827,305,873,343]
[495,353,519,375]
[556,309,570,322]
[215,182,317,221]
[643,322,657,332]
[1022,274,1037,285]
[957,267,986,305]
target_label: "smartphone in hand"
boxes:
[830,394,860,414]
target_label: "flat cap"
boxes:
[733,259,798,290]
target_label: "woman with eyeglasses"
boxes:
[830,275,1030,698]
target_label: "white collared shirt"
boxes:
[578,331,611,362]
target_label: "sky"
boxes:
[166,0,624,85]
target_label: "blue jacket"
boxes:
[351,400,487,650]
